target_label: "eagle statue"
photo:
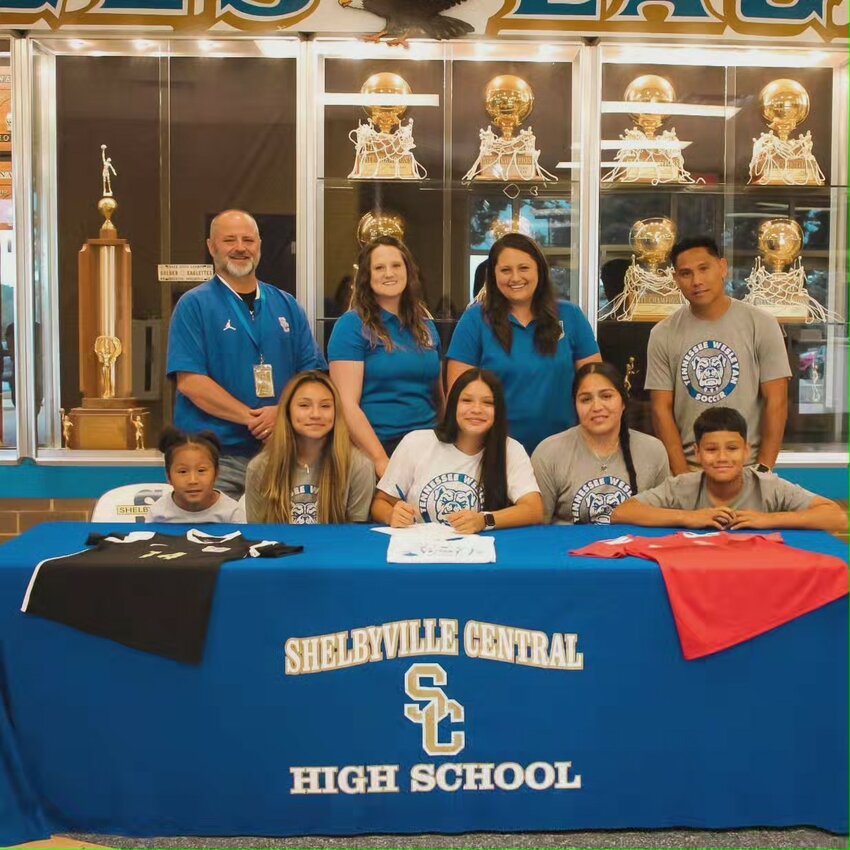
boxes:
[338,0,474,45]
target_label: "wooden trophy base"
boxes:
[68,405,149,450]
[751,302,810,323]
[628,296,685,323]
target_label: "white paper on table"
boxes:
[386,533,496,564]
[371,523,463,540]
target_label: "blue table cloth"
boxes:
[0,522,846,844]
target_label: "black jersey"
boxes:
[22,529,302,664]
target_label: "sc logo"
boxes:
[403,663,465,756]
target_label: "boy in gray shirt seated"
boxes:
[611,407,847,533]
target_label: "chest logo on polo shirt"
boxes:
[223,319,236,332]
[291,484,318,524]
[571,476,632,524]
[279,316,291,333]
[419,473,482,524]
[680,340,740,404]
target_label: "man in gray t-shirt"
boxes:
[645,237,791,474]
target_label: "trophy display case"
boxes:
[10,36,848,467]
[596,44,848,453]
[315,41,582,354]
[27,38,300,455]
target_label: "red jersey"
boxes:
[572,532,848,660]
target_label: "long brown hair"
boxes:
[483,233,561,356]
[434,369,509,511]
[572,362,638,495]
[351,236,434,351]
[255,371,352,523]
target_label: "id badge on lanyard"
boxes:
[222,282,274,400]
[254,359,275,398]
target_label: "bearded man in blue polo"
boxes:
[167,209,325,497]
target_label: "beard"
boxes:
[219,255,258,278]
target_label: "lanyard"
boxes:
[219,277,264,360]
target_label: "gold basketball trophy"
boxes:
[602,217,684,321]
[356,210,406,247]
[348,73,426,180]
[744,218,830,322]
[603,76,696,185]
[67,145,149,449]
[749,80,824,186]
[463,75,557,183]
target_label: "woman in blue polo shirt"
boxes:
[447,233,601,454]
[328,236,443,478]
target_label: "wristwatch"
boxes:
[482,512,496,530]
[753,463,772,473]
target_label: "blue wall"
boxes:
[0,459,846,500]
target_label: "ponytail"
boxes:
[618,416,638,496]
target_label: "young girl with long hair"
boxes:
[447,233,601,455]
[149,426,245,523]
[372,369,543,533]
[244,371,374,524]
[531,362,669,524]
[328,236,443,478]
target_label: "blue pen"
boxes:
[395,485,406,501]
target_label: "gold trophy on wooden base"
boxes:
[744,218,822,322]
[601,217,684,321]
[463,75,557,183]
[67,145,149,450]
[603,76,695,185]
[348,73,426,180]
[749,80,824,186]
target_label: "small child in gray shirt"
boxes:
[612,407,846,533]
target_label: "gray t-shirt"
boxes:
[532,427,670,524]
[634,468,817,512]
[147,491,245,523]
[244,447,374,523]
[645,299,791,464]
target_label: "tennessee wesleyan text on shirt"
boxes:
[447,300,599,453]
[328,309,442,442]
[167,277,326,455]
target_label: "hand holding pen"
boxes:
[391,485,416,528]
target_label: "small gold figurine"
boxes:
[60,408,74,447]
[132,415,145,450]
[94,335,123,399]
[624,356,640,396]
[101,144,116,198]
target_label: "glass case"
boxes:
[594,44,848,454]
[13,36,849,464]
[28,36,300,455]
[313,40,584,354]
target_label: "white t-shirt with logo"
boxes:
[377,429,540,524]
[532,426,670,525]
[645,299,791,464]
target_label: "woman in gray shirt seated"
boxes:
[245,371,374,524]
[532,362,669,524]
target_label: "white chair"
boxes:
[91,483,172,523]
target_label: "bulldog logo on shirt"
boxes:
[571,476,632,524]
[419,473,482,525]
[291,484,318,524]
[680,340,740,404]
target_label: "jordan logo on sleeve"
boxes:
[681,340,740,403]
